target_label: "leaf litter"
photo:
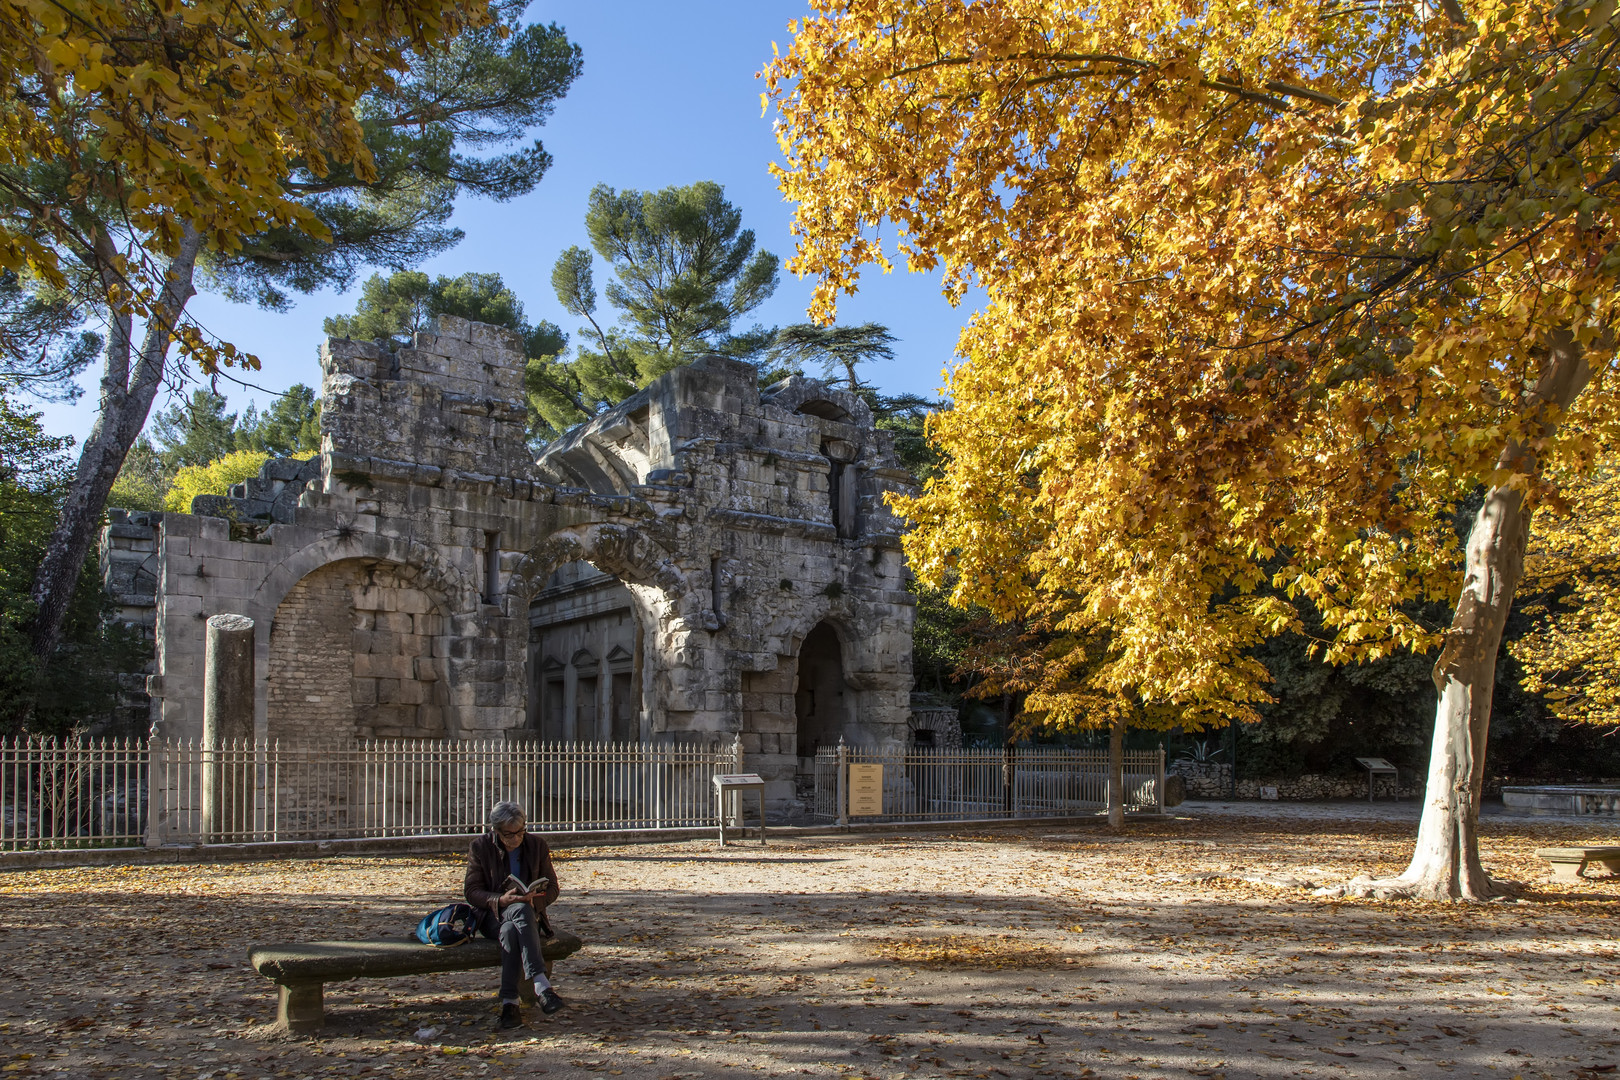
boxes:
[0,803,1616,1080]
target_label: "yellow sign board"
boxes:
[848,763,884,816]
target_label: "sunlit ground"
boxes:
[1,804,1616,1080]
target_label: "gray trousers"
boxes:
[481,903,548,1001]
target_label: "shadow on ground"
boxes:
[0,811,1617,1080]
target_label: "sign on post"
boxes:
[848,763,883,817]
[1355,757,1399,802]
[712,773,767,845]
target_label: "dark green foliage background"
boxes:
[0,395,143,735]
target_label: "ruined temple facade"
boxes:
[104,316,920,804]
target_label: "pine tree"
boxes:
[533,181,780,435]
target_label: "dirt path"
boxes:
[2,805,1618,1080]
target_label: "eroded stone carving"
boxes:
[107,315,918,805]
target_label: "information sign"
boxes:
[713,773,766,788]
[848,763,883,816]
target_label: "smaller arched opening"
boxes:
[795,621,851,755]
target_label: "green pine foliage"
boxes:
[209,8,584,310]
[533,181,781,437]
[770,323,897,393]
[0,392,140,735]
[150,390,238,473]
[235,384,321,458]
[108,383,323,514]
[0,271,102,403]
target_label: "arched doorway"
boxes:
[266,558,451,740]
[526,559,642,743]
[795,621,849,754]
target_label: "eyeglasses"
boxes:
[497,824,527,838]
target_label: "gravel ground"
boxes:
[1,803,1618,1080]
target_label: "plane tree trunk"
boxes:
[1346,327,1593,900]
[1106,713,1125,829]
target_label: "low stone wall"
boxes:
[1502,785,1620,815]
[1484,776,1620,797]
[1170,762,1423,800]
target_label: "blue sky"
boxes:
[37,1,975,444]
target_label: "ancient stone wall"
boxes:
[119,314,918,808]
[1170,761,1425,800]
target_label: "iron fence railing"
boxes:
[1,736,1165,851]
[0,737,149,850]
[2,736,734,850]
[813,743,1164,822]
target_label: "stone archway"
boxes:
[513,523,701,743]
[794,621,851,753]
[736,617,857,807]
[266,557,452,740]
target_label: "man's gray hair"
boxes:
[489,801,526,829]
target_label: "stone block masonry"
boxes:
[115,314,918,809]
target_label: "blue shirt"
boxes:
[507,845,522,886]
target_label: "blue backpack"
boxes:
[416,903,480,947]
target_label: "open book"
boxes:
[504,874,551,896]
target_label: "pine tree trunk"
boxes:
[1346,327,1593,900]
[1107,714,1125,829]
[28,229,203,666]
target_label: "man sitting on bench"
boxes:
[465,800,566,1028]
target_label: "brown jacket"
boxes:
[464,831,560,935]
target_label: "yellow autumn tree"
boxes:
[1512,459,1620,726]
[767,0,1620,898]
[0,0,484,313]
[163,450,272,515]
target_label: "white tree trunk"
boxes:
[1106,714,1125,829]
[1347,328,1593,900]
[28,228,203,665]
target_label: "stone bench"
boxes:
[248,931,583,1033]
[1533,846,1620,883]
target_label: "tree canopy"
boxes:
[1512,459,1620,726]
[235,384,322,458]
[0,391,137,734]
[9,0,581,663]
[532,181,780,435]
[108,382,321,512]
[768,0,1620,895]
[769,322,897,392]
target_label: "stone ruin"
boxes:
[102,315,926,806]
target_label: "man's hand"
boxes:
[498,888,525,909]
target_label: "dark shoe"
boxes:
[540,989,566,1015]
[498,1002,523,1030]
